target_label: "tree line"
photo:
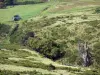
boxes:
[0,0,49,8]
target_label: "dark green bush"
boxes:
[48,64,56,70]
[87,20,100,28]
[27,38,65,60]
[0,23,10,37]
[92,42,100,68]
[94,42,100,49]
[95,7,100,13]
[85,27,96,34]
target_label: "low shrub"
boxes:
[95,7,100,13]
[0,23,11,37]
[81,15,88,19]
[93,42,100,49]
[92,42,100,68]
[85,27,96,34]
[48,64,56,70]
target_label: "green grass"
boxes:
[0,0,100,75]
[10,11,100,65]
[0,2,50,22]
[0,0,100,23]
[0,70,53,75]
[0,44,84,75]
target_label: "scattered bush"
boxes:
[87,20,100,28]
[48,64,56,70]
[85,27,96,34]
[0,23,11,37]
[93,42,100,49]
[81,15,88,19]
[95,7,100,13]
[68,15,74,20]
[8,14,100,67]
[92,42,100,68]
[0,2,5,8]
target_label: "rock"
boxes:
[12,15,21,21]
[78,41,92,67]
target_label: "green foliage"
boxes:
[4,0,42,5]
[87,20,100,28]
[0,70,53,75]
[78,70,100,75]
[11,60,51,69]
[48,64,56,70]
[0,48,53,70]
[92,42,100,68]
[0,2,5,8]
[5,0,14,5]
[15,0,42,5]
[10,30,24,43]
[85,27,96,34]
[81,15,88,19]
[95,7,100,13]
[27,38,65,60]
[94,42,100,49]
[57,66,81,73]
[0,23,10,36]
[9,13,100,66]
[59,49,78,65]
[76,57,83,66]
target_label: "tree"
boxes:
[41,0,49,2]
[0,0,5,8]
[4,0,14,5]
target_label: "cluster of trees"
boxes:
[0,0,5,8]
[5,0,14,5]
[0,0,14,8]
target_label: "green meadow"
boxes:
[0,2,51,22]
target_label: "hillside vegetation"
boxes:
[10,11,100,65]
[0,0,100,75]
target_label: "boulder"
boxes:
[12,15,21,21]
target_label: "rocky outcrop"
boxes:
[78,41,92,67]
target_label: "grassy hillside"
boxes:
[0,0,100,23]
[0,0,100,75]
[10,9,100,64]
[0,44,86,75]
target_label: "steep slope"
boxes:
[10,7,100,66]
[0,0,100,75]
[0,44,85,75]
